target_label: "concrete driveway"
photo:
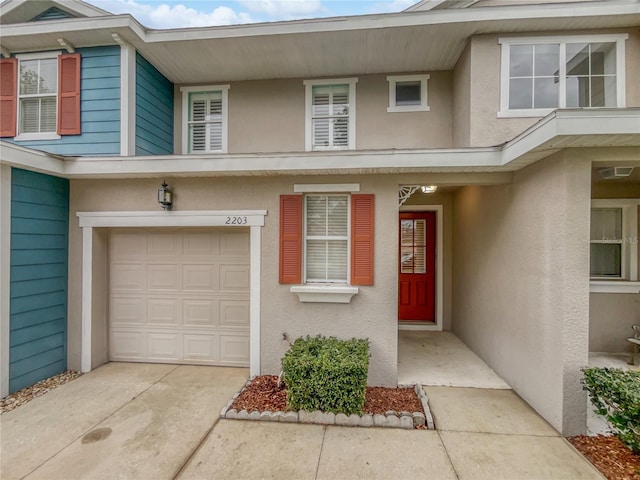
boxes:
[1,363,603,480]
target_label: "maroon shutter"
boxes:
[57,53,81,135]
[351,194,375,286]
[0,58,17,137]
[280,195,303,284]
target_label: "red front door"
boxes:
[398,212,436,322]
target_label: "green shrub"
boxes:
[281,335,369,415]
[582,367,640,453]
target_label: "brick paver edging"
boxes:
[220,379,436,430]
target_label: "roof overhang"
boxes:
[0,0,638,82]
[2,109,638,179]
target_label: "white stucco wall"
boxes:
[452,151,592,435]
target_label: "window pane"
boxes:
[590,244,622,277]
[400,220,414,246]
[590,42,616,75]
[327,240,348,280]
[332,92,349,116]
[307,196,327,236]
[566,43,590,76]
[208,122,222,151]
[533,44,559,76]
[396,81,421,106]
[510,45,533,77]
[20,59,56,95]
[566,76,590,107]
[333,118,349,147]
[312,92,330,117]
[400,246,413,273]
[306,240,327,280]
[40,97,57,132]
[39,59,57,94]
[591,208,622,240]
[509,78,533,109]
[327,196,348,236]
[533,77,559,108]
[20,60,40,95]
[414,247,426,274]
[189,124,206,152]
[20,98,39,133]
[590,76,616,108]
[312,118,330,147]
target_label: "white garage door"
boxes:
[109,228,250,366]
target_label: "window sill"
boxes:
[14,133,61,141]
[590,281,640,294]
[387,105,430,113]
[290,285,359,303]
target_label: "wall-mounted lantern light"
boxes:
[157,180,173,211]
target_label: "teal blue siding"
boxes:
[32,7,76,21]
[10,168,69,393]
[136,53,174,155]
[9,46,121,156]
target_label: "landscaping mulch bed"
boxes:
[230,375,424,416]
[0,370,82,414]
[569,435,640,480]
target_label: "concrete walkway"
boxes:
[1,363,603,480]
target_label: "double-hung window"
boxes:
[0,52,81,139]
[498,34,627,117]
[180,85,229,154]
[304,78,357,151]
[590,200,639,285]
[305,194,349,283]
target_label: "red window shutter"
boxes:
[0,58,17,138]
[280,195,303,284]
[57,53,81,135]
[351,194,375,286]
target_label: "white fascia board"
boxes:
[0,141,66,175]
[77,210,267,228]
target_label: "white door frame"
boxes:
[77,210,267,376]
[398,205,443,331]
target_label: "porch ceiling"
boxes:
[0,1,638,83]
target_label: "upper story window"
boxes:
[590,199,638,282]
[387,74,430,112]
[304,78,357,151]
[498,34,628,118]
[180,85,229,154]
[0,52,81,140]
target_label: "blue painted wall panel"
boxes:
[8,46,121,156]
[9,168,69,393]
[136,53,174,155]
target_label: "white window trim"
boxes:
[304,77,357,152]
[386,74,430,113]
[498,34,628,118]
[589,199,639,293]
[180,84,230,154]
[14,51,62,141]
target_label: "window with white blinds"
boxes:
[188,91,223,152]
[18,56,57,134]
[304,78,357,151]
[180,85,229,154]
[305,194,349,283]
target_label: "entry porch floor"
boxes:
[397,330,510,389]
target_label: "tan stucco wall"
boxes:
[453,43,471,148]
[452,151,592,435]
[466,29,640,147]
[174,73,453,154]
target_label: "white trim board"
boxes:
[0,165,11,397]
[76,210,267,376]
[398,204,444,331]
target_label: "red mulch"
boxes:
[568,435,640,480]
[230,375,424,419]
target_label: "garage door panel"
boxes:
[109,228,250,367]
[111,263,145,290]
[221,230,250,255]
[111,297,146,324]
[220,265,250,290]
[147,299,180,326]
[182,264,216,291]
[221,335,250,364]
[110,233,147,258]
[183,334,219,362]
[183,300,217,327]
[220,300,249,327]
[110,330,146,359]
[183,231,219,256]
[148,232,180,256]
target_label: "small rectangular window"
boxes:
[590,208,623,278]
[387,75,430,112]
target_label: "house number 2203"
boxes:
[225,216,248,225]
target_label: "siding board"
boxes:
[135,53,173,155]
[9,168,69,393]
